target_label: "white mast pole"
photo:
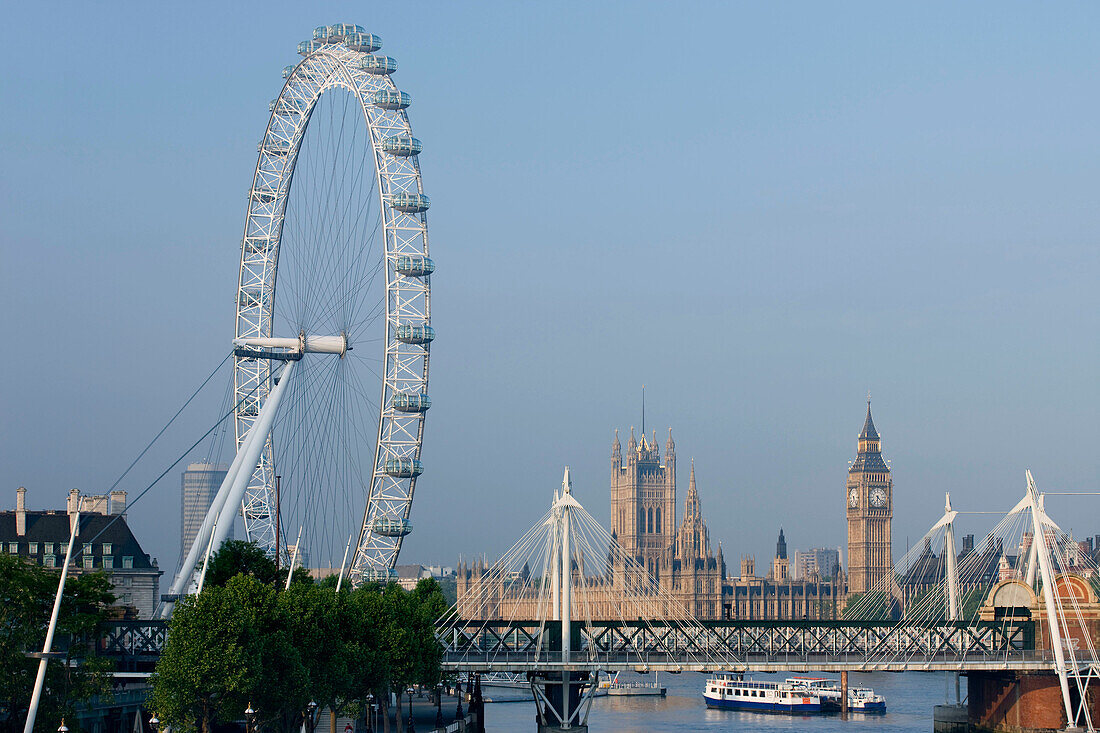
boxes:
[25,510,81,733]
[285,526,303,590]
[335,534,353,593]
[1025,471,1075,725]
[550,494,561,622]
[560,467,573,726]
[943,493,959,621]
[196,518,220,594]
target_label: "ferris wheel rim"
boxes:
[231,34,431,582]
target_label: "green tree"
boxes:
[203,540,314,590]
[151,568,445,733]
[0,554,114,733]
[842,589,895,620]
[150,574,308,733]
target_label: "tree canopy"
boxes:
[0,553,115,733]
[151,544,446,733]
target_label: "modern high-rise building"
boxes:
[846,401,893,594]
[792,547,841,580]
[180,463,229,565]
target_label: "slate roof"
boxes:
[0,511,157,570]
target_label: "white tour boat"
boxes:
[703,673,822,713]
[786,677,887,713]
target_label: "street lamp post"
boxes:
[364,694,374,733]
[245,704,256,733]
[406,687,415,733]
[455,679,463,720]
[434,683,443,728]
[149,714,159,733]
[307,700,318,733]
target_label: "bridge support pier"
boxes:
[529,671,596,732]
[967,671,1098,733]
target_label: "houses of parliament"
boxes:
[457,401,894,620]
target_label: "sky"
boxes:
[2,2,1099,576]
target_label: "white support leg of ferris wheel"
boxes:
[1025,470,1077,728]
[163,359,297,616]
[207,359,298,559]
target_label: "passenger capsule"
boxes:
[372,517,412,537]
[394,255,435,277]
[312,25,332,42]
[258,140,290,156]
[392,393,431,413]
[298,39,325,56]
[326,23,364,41]
[373,90,411,110]
[251,188,276,204]
[360,567,397,583]
[242,237,270,255]
[282,65,296,79]
[395,324,435,345]
[384,458,424,478]
[270,99,298,117]
[382,135,422,157]
[387,192,430,213]
[239,290,263,308]
[344,32,382,53]
[359,55,397,75]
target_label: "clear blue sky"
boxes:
[2,2,1098,573]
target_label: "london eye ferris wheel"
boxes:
[229,24,433,584]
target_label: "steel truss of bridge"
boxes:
[440,619,1055,673]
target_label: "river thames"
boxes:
[484,671,965,732]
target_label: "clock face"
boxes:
[848,488,859,507]
[870,487,887,507]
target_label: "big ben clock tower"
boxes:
[846,399,893,594]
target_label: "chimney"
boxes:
[109,490,127,515]
[67,489,80,532]
[16,487,26,536]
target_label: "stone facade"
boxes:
[846,401,893,594]
[457,427,843,621]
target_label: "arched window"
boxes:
[647,507,653,533]
[639,508,645,534]
[655,507,661,533]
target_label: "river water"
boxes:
[483,671,965,732]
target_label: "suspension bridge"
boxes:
[98,468,1100,732]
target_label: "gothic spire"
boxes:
[860,398,880,441]
[665,426,675,455]
[612,428,621,456]
[684,459,700,519]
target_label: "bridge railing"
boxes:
[441,619,1039,672]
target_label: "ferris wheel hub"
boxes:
[233,333,349,357]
